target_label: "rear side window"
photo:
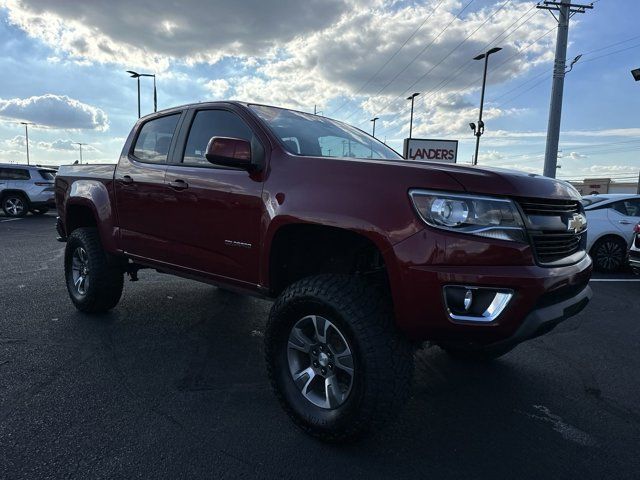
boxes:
[38,169,56,181]
[611,199,640,217]
[0,168,30,180]
[133,114,181,163]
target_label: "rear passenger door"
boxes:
[609,199,640,243]
[162,107,267,285]
[114,112,183,261]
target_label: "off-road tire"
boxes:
[64,227,124,313]
[265,274,413,442]
[2,193,29,217]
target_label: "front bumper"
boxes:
[388,229,593,347]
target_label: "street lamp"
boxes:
[126,70,157,118]
[371,117,379,138]
[19,122,35,165]
[631,68,640,82]
[471,46,502,165]
[406,93,420,139]
[74,142,87,164]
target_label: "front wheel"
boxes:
[265,275,413,442]
[2,194,28,217]
[64,227,124,313]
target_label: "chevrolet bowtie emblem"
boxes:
[567,213,586,233]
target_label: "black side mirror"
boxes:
[205,136,253,170]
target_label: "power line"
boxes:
[361,0,511,121]
[340,0,478,122]
[329,0,447,116]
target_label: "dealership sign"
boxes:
[403,138,458,163]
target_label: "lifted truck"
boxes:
[55,102,592,441]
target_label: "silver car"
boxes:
[0,163,57,217]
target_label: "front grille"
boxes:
[530,232,585,264]
[519,198,581,216]
[516,198,586,266]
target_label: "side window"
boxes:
[133,114,181,163]
[182,110,260,166]
[623,199,640,217]
[610,201,628,215]
[1,168,31,180]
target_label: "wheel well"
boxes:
[66,204,97,233]
[269,224,387,296]
[590,233,627,253]
[1,190,29,204]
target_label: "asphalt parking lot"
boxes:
[1,213,639,479]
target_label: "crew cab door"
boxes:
[161,107,267,285]
[114,111,183,261]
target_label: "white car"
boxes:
[581,194,640,272]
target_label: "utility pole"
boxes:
[74,142,87,164]
[19,122,35,165]
[538,0,593,178]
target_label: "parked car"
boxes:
[0,163,57,217]
[581,194,640,272]
[54,102,592,441]
[629,222,640,274]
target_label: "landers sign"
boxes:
[403,138,458,163]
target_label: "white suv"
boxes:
[582,194,640,272]
[0,164,57,217]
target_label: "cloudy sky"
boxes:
[0,0,638,182]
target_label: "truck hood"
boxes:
[374,159,581,200]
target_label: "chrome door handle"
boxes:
[619,220,633,225]
[119,175,134,185]
[168,179,189,190]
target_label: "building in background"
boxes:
[570,178,639,195]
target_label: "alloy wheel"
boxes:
[4,197,25,216]
[595,240,624,271]
[71,247,91,295]
[287,315,354,409]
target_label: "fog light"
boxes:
[443,286,513,323]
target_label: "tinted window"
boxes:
[249,104,401,160]
[183,110,261,166]
[0,168,30,180]
[611,199,640,217]
[133,114,180,163]
[38,169,56,181]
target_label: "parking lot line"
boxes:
[0,218,23,223]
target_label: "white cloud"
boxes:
[37,139,98,152]
[3,0,358,69]
[204,79,230,99]
[0,94,109,131]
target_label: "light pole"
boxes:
[371,117,379,138]
[19,122,35,165]
[126,70,157,118]
[406,93,420,139]
[470,47,502,165]
[74,142,87,164]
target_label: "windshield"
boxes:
[249,104,402,161]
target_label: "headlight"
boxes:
[409,190,526,242]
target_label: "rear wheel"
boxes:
[265,274,413,442]
[591,236,627,272]
[2,194,28,217]
[64,227,124,313]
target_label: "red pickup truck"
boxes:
[55,101,592,441]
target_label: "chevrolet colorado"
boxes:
[55,102,592,441]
